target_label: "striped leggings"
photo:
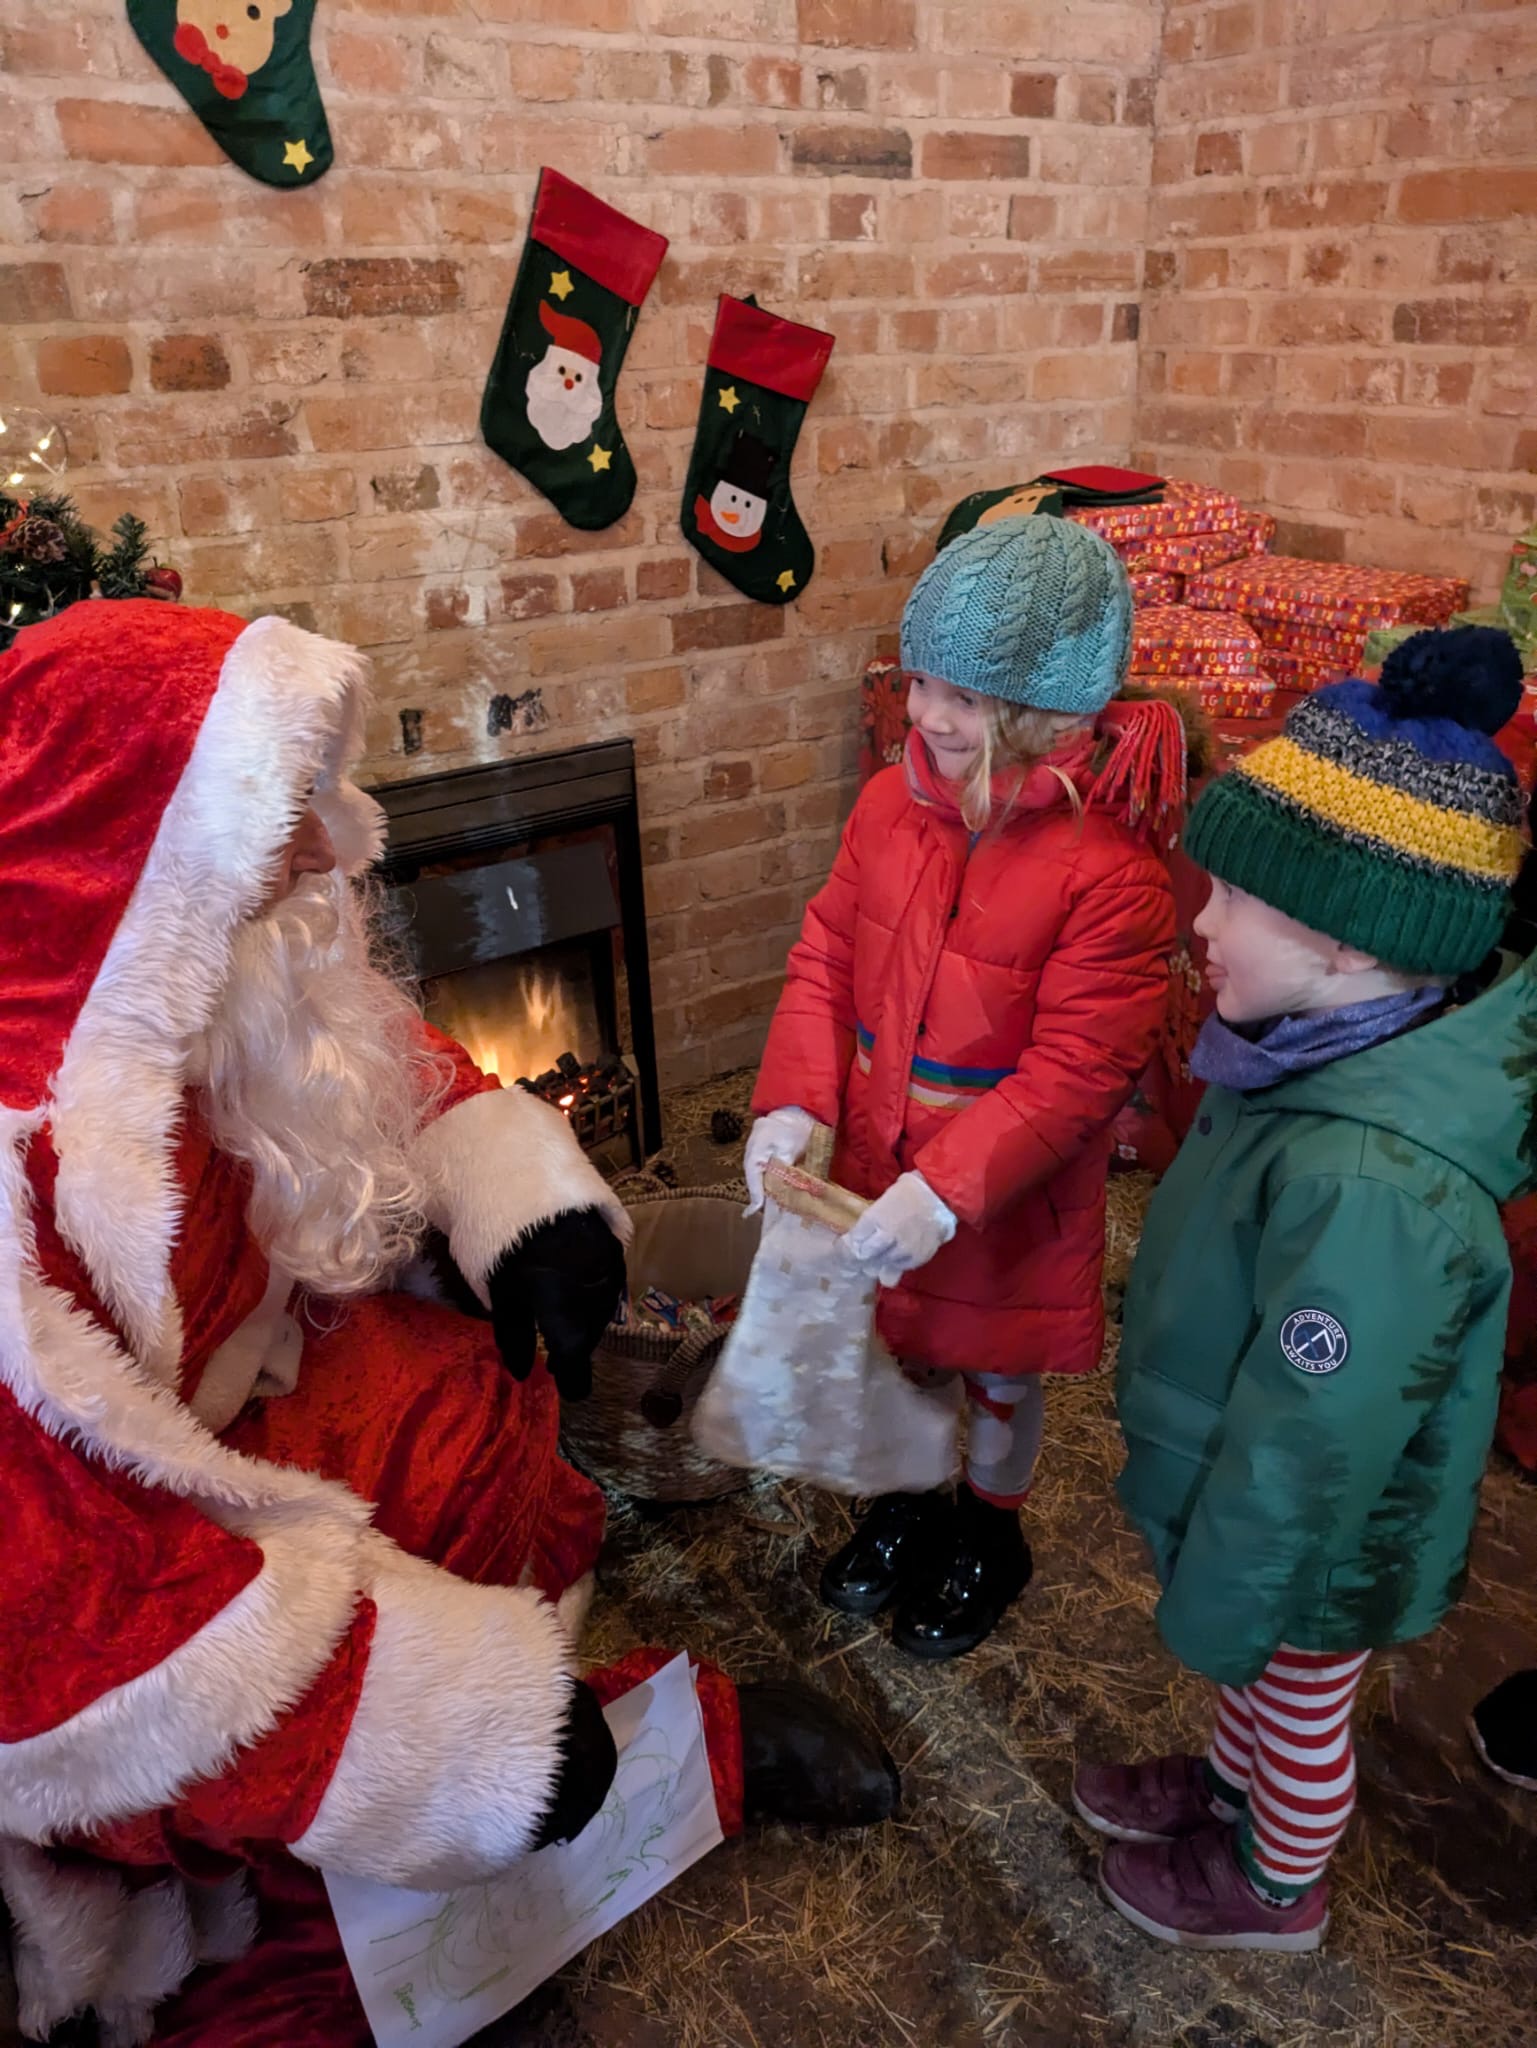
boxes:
[1207,1645,1369,1894]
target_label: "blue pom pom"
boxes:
[1378,625,1523,735]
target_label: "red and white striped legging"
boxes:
[1206,1644,1369,1892]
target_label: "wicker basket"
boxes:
[559,1180,761,1502]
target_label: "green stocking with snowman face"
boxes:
[127,0,331,186]
[680,296,834,606]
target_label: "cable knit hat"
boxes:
[1186,626,1527,977]
[900,514,1133,716]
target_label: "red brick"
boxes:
[925,252,1031,297]
[36,334,131,398]
[677,801,785,861]
[57,99,222,168]
[1037,247,1140,291]
[704,759,757,802]
[1,263,71,323]
[303,259,463,320]
[1194,129,1242,177]
[1011,71,1059,118]
[425,587,472,630]
[150,335,231,392]
[1075,76,1118,126]
[1270,519,1347,563]
[1398,168,1537,227]
[743,57,805,107]
[498,572,559,621]
[1123,76,1156,127]
[571,567,627,612]
[671,604,788,654]
[649,123,779,177]
[281,469,358,523]
[329,28,416,94]
[23,185,116,243]
[797,0,915,48]
[789,124,912,178]
[434,187,524,244]
[921,131,1031,181]
[1251,410,1368,459]
[330,108,461,172]
[829,191,878,240]
[1,22,121,74]
[636,558,693,602]
[1392,298,1528,348]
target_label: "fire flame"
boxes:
[428,960,584,1085]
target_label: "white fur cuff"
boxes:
[413,1087,631,1307]
[290,1549,574,1890]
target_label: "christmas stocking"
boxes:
[481,169,669,532]
[681,296,835,606]
[127,0,331,187]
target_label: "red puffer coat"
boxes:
[754,730,1176,1378]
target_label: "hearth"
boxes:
[370,739,660,1165]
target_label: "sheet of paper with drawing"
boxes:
[325,1654,724,2048]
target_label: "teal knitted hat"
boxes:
[900,514,1133,715]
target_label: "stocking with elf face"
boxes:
[680,296,835,605]
[127,0,331,186]
[481,168,668,531]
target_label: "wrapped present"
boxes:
[1261,648,1348,693]
[1362,622,1424,669]
[1191,676,1279,721]
[1500,524,1537,647]
[1124,530,1255,579]
[1456,601,1537,668]
[1131,605,1267,680]
[1240,510,1277,556]
[1186,555,1469,632]
[1067,477,1250,549]
[1129,569,1183,609]
[1251,616,1370,668]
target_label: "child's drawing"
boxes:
[325,1655,724,2048]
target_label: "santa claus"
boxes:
[0,601,895,2045]
[523,299,605,452]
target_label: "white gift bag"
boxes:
[691,1150,960,1496]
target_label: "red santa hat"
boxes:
[537,297,603,366]
[0,599,380,1381]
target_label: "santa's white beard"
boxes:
[524,355,603,451]
[194,876,446,1296]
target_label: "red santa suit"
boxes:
[0,603,742,2045]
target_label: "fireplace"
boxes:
[369,739,661,1165]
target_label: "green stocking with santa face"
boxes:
[127,0,331,186]
[680,296,834,606]
[481,170,669,532]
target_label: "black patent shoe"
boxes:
[1469,1670,1537,1789]
[819,1489,954,1618]
[739,1681,900,1827]
[892,1485,1032,1660]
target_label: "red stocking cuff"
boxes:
[530,167,669,309]
[707,295,835,404]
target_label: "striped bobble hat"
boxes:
[900,513,1133,716]
[1185,626,1527,977]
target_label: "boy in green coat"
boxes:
[1074,626,1535,1952]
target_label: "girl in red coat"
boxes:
[747,513,1179,1658]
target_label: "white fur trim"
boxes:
[291,1552,573,1889]
[0,1844,254,2048]
[0,1491,364,1842]
[47,617,370,1377]
[414,1086,632,1307]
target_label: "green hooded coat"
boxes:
[1116,956,1537,1688]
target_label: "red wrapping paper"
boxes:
[1187,555,1469,631]
[1129,570,1183,609]
[1132,605,1267,679]
[1067,478,1249,548]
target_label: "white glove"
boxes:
[843,1171,957,1287]
[743,1106,818,1215]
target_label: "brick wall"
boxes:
[2,0,1156,1086]
[1135,0,1536,597]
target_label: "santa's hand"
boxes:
[526,1677,618,1851]
[843,1172,957,1287]
[743,1106,818,1215]
[487,1208,627,1402]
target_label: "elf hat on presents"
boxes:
[1186,626,1528,977]
[0,599,380,1380]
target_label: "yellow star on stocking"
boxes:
[776,569,797,594]
[282,139,314,175]
[717,385,740,414]
[588,444,613,473]
[549,270,575,301]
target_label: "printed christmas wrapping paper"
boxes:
[1161,673,1280,721]
[1131,605,1268,679]
[1260,648,1349,693]
[1186,555,1469,632]
[1124,530,1257,579]
[1129,570,1184,610]
[1066,478,1250,549]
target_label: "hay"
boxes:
[536,1085,1537,2048]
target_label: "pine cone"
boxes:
[9,515,68,564]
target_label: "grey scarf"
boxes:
[1191,986,1445,1093]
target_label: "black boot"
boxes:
[1469,1670,1537,1789]
[891,1484,1032,1660]
[739,1681,900,1827]
[819,1489,954,1618]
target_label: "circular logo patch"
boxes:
[1279,1309,1349,1375]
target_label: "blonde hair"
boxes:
[958,698,1091,832]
